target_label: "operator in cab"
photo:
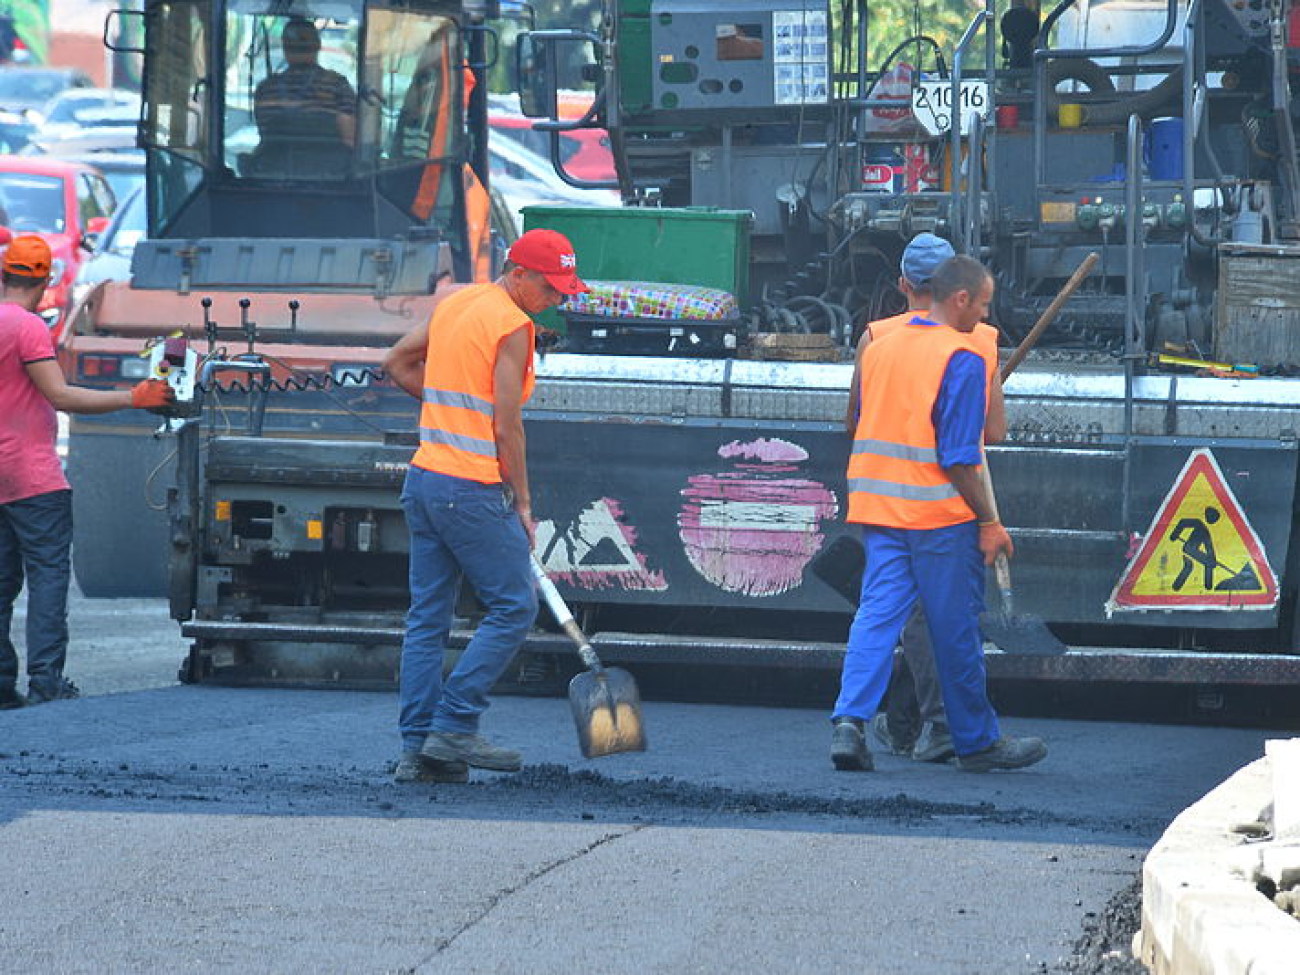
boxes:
[382,228,589,785]
[249,17,356,176]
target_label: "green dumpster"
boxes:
[520,205,753,307]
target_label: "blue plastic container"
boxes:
[1145,117,1184,181]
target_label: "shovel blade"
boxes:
[568,667,647,758]
[980,612,1069,656]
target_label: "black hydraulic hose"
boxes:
[1082,67,1183,127]
[875,34,949,79]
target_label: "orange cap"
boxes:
[2,235,52,278]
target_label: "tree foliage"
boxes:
[854,0,989,80]
[488,0,992,97]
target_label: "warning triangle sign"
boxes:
[535,498,667,592]
[1108,449,1278,611]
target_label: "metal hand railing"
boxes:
[949,4,993,252]
[1121,112,1146,535]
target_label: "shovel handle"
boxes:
[1001,251,1099,382]
[530,554,605,673]
[977,461,1015,615]
[994,553,1014,616]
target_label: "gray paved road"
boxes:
[0,588,1278,973]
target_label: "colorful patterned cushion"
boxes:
[563,281,740,322]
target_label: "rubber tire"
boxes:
[67,421,172,597]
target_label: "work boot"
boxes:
[869,713,911,756]
[0,685,27,710]
[26,678,80,705]
[911,721,955,763]
[830,717,873,771]
[957,736,1047,773]
[421,731,522,772]
[393,751,469,785]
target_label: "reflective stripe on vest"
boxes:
[847,320,984,528]
[424,387,493,416]
[847,476,959,501]
[419,426,497,459]
[851,438,938,463]
[411,284,535,483]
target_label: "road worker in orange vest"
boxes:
[831,254,1047,773]
[383,228,589,783]
[844,233,1005,765]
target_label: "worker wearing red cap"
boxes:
[383,228,589,783]
[0,235,174,709]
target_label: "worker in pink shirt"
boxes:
[0,235,173,708]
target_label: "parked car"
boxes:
[62,149,145,205]
[489,113,616,183]
[69,185,145,311]
[488,135,620,230]
[36,88,140,146]
[0,156,117,338]
[0,107,32,152]
[0,66,94,117]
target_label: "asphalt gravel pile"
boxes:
[1,745,1147,841]
[501,763,1095,829]
[1057,877,1146,975]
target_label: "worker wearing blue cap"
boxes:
[841,234,1006,766]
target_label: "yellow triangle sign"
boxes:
[1109,449,1277,611]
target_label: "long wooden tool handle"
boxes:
[978,462,1014,614]
[1000,251,1100,382]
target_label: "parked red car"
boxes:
[488,113,617,183]
[0,156,115,340]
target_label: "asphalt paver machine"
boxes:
[68,0,1300,707]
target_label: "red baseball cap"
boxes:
[507,228,589,295]
[2,234,52,278]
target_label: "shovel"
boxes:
[530,554,647,758]
[977,463,1069,655]
[976,251,1100,656]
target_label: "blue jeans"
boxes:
[833,522,1001,756]
[0,489,73,696]
[398,467,537,751]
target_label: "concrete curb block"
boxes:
[1139,749,1300,974]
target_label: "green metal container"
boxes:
[521,205,753,307]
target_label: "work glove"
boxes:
[978,520,1014,566]
[131,379,176,414]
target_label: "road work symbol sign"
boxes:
[535,498,667,592]
[1108,449,1278,612]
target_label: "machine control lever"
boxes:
[239,298,257,354]
[201,297,217,355]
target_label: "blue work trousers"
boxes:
[0,489,73,696]
[398,467,537,751]
[833,521,1000,756]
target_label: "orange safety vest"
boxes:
[411,283,535,483]
[865,310,915,343]
[870,312,999,386]
[847,319,987,528]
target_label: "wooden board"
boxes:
[1215,245,1300,367]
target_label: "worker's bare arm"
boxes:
[493,326,535,546]
[24,360,132,414]
[382,321,430,399]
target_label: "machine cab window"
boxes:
[140,0,466,241]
